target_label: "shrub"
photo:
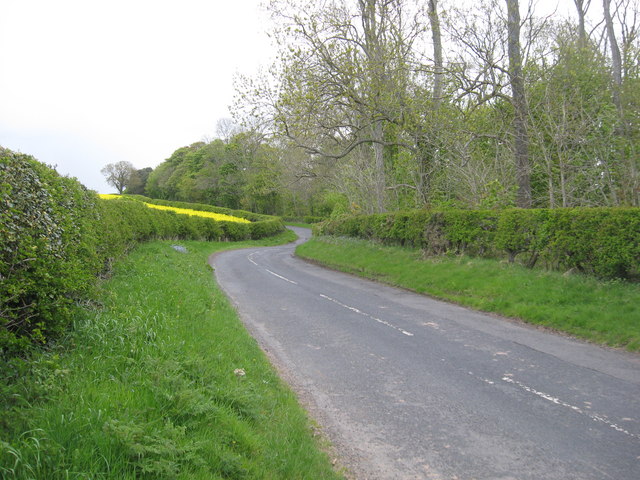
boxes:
[126,195,285,240]
[0,150,286,355]
[317,207,639,281]
[1,150,100,354]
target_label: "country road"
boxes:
[210,227,640,480]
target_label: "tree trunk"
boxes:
[506,0,532,208]
[604,0,623,109]
[603,0,638,206]
[428,0,443,106]
[373,121,386,212]
[574,0,591,48]
[361,0,388,212]
[560,159,568,207]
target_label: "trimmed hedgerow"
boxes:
[1,149,99,354]
[316,208,639,281]
[0,149,284,355]
[126,195,285,240]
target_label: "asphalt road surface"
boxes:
[211,227,640,479]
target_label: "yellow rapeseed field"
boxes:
[98,194,250,223]
[143,203,250,223]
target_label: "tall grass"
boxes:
[296,236,640,351]
[1,231,344,479]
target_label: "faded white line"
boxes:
[266,269,298,285]
[248,252,298,284]
[320,294,414,337]
[502,376,638,440]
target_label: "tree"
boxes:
[124,167,152,195]
[602,0,639,205]
[100,161,135,194]
[527,29,619,207]
[229,0,638,211]
[236,0,435,212]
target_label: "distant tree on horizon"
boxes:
[101,161,135,194]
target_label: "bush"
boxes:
[317,207,639,281]
[0,150,286,355]
[126,195,285,240]
[1,150,100,354]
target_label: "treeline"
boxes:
[222,0,639,214]
[137,1,639,217]
[0,148,283,356]
[134,133,339,219]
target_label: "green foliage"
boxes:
[317,207,640,280]
[144,139,287,215]
[0,149,100,355]
[0,150,285,356]
[127,195,285,240]
[1,240,342,479]
[124,167,152,195]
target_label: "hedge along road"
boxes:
[210,227,640,480]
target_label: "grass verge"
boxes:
[296,236,640,352]
[1,230,344,479]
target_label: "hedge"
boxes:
[316,208,640,281]
[0,149,284,356]
[125,195,285,240]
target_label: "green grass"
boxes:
[1,230,344,479]
[296,236,640,352]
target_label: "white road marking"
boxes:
[266,269,298,285]
[319,294,414,337]
[248,253,298,285]
[502,376,638,440]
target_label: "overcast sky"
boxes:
[1,0,573,193]
[0,0,273,192]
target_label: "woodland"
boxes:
[134,0,638,218]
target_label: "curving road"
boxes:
[211,227,640,479]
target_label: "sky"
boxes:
[0,0,574,193]
[0,0,274,192]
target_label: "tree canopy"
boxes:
[144,0,640,217]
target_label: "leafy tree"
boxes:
[125,167,153,195]
[528,30,618,207]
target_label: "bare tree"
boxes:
[101,161,135,194]
[216,118,241,143]
[250,0,430,212]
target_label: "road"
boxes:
[211,227,640,479]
